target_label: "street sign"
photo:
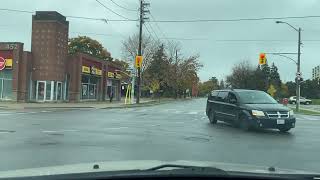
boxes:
[259,53,267,65]
[135,56,143,68]
[0,57,6,71]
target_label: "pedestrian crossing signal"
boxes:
[259,53,267,65]
[135,56,143,68]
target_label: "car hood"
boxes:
[242,103,290,111]
[0,160,316,178]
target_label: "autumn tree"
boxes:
[121,33,159,71]
[143,44,169,94]
[198,77,220,97]
[226,61,256,89]
[68,36,111,61]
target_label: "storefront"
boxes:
[0,12,125,103]
[0,51,13,100]
[80,59,103,101]
[31,80,65,102]
[106,65,121,101]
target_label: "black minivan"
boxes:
[206,89,296,132]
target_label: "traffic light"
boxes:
[135,56,143,68]
[259,53,267,65]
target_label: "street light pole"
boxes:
[296,28,301,112]
[275,21,302,112]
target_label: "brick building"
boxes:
[0,11,123,102]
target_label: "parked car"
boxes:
[289,96,312,105]
[206,89,296,132]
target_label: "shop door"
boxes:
[36,81,46,101]
[56,82,62,100]
[112,86,118,100]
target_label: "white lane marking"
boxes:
[186,112,198,115]
[42,129,79,133]
[0,111,40,116]
[0,132,11,134]
[105,127,129,130]
[149,124,161,127]
[42,130,58,133]
[41,110,51,113]
[61,129,79,132]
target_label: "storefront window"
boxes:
[57,82,62,100]
[81,84,88,99]
[37,81,45,101]
[0,70,13,100]
[81,75,100,100]
[89,84,96,99]
[46,81,51,100]
[106,79,120,101]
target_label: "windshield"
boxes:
[238,91,278,104]
[1,0,320,178]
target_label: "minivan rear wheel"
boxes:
[208,110,217,124]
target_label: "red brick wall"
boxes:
[17,51,32,101]
[67,54,81,102]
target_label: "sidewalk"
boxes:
[0,98,158,110]
[288,104,320,113]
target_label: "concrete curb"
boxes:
[0,98,191,110]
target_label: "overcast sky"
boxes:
[1,0,320,82]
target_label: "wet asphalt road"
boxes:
[0,98,320,172]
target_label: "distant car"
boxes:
[289,96,312,105]
[206,89,296,132]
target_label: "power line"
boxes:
[95,0,132,20]
[69,31,124,38]
[158,38,320,42]
[0,8,138,22]
[4,7,320,24]
[109,0,138,12]
[0,8,33,13]
[149,15,320,23]
[144,24,157,42]
[149,13,168,40]
[146,22,160,40]
[66,15,136,22]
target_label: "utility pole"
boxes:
[296,28,301,112]
[175,49,178,99]
[136,0,149,104]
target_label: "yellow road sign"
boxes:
[135,56,143,68]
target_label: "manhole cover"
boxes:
[184,136,210,142]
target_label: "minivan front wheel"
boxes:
[239,116,250,131]
[208,110,217,124]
